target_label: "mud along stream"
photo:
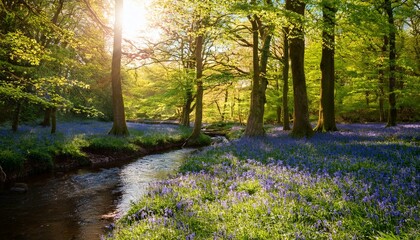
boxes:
[0,148,195,240]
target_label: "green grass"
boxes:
[0,123,205,176]
[87,135,140,152]
[55,134,89,159]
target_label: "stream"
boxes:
[0,148,195,240]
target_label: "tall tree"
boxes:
[314,0,338,132]
[286,0,313,137]
[244,0,273,137]
[187,35,204,143]
[40,0,65,129]
[385,0,397,126]
[147,0,205,126]
[282,28,291,130]
[378,35,388,122]
[109,0,129,135]
[187,0,222,143]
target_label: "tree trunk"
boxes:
[222,88,229,122]
[244,15,271,136]
[244,16,263,136]
[275,77,281,125]
[378,36,388,122]
[277,104,282,125]
[385,0,397,127]
[366,91,370,106]
[41,108,51,127]
[180,85,193,127]
[314,3,337,132]
[282,28,291,130]
[109,0,129,135]
[51,107,57,134]
[237,91,243,124]
[188,35,204,144]
[287,0,313,137]
[12,102,21,132]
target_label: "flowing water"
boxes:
[0,148,194,240]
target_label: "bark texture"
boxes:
[51,107,57,134]
[282,28,291,131]
[180,85,193,127]
[378,36,388,122]
[287,0,313,137]
[109,0,129,135]
[244,11,272,136]
[314,2,337,132]
[385,0,397,127]
[188,35,204,144]
[41,108,52,127]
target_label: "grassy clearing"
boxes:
[0,122,209,176]
[108,123,420,239]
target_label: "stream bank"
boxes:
[0,148,196,240]
[3,140,188,185]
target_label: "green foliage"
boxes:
[227,129,244,140]
[55,135,89,160]
[237,179,261,195]
[196,133,212,146]
[3,31,47,65]
[0,150,25,172]
[87,136,139,152]
[26,149,53,172]
[0,0,108,125]
[124,67,196,121]
[129,127,193,147]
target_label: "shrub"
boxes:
[55,135,89,159]
[0,150,25,172]
[26,149,53,172]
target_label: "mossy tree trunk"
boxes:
[287,0,313,138]
[314,2,337,132]
[109,0,129,136]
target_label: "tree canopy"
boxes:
[1,0,419,135]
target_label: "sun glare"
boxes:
[121,0,156,41]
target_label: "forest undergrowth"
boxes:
[0,121,210,178]
[108,123,420,239]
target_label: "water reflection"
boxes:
[117,149,194,214]
[0,148,193,240]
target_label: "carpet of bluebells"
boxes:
[0,121,182,138]
[109,123,419,239]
